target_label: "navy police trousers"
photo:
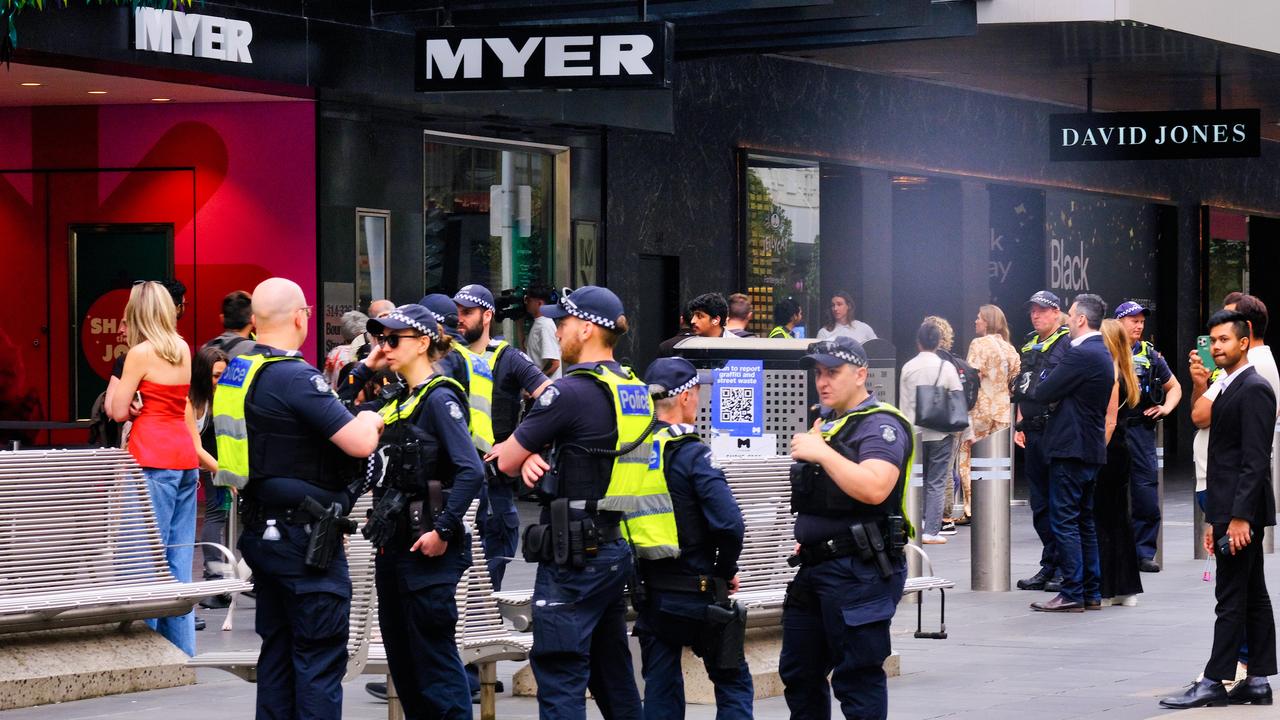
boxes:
[529,537,642,720]
[477,480,520,591]
[780,555,906,720]
[634,590,753,720]
[1023,430,1059,575]
[1125,424,1161,562]
[240,522,351,720]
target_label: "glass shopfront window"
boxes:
[744,156,821,337]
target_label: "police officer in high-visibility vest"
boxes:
[488,285,649,720]
[348,304,485,719]
[1012,290,1072,593]
[452,283,552,590]
[1115,301,1182,572]
[627,357,751,720]
[213,278,384,720]
[769,297,803,340]
[782,336,913,720]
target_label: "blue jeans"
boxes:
[921,439,953,536]
[1049,459,1102,604]
[143,467,198,656]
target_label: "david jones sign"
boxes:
[416,22,673,91]
[1050,109,1260,161]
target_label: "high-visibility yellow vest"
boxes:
[457,340,508,452]
[379,375,468,428]
[821,401,917,539]
[605,423,691,560]
[769,325,793,339]
[1020,326,1070,354]
[211,353,305,489]
[579,365,657,524]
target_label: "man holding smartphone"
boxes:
[1162,310,1276,709]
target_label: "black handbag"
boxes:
[914,358,970,433]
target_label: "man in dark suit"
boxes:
[1027,293,1114,613]
[1162,310,1277,709]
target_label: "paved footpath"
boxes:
[4,474,1278,719]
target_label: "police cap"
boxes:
[1026,290,1062,310]
[540,286,626,331]
[645,357,700,398]
[799,337,869,369]
[419,293,463,340]
[453,284,496,312]
[1114,300,1150,319]
[367,304,441,341]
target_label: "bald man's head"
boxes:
[368,299,395,319]
[252,278,307,332]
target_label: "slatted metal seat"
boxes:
[189,494,378,681]
[366,502,532,720]
[0,448,251,635]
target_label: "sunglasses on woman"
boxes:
[375,333,422,348]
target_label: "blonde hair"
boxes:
[1101,319,1140,408]
[978,304,1010,342]
[126,281,184,365]
[923,315,955,351]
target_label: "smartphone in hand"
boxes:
[1196,335,1217,374]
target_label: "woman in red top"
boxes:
[109,281,215,655]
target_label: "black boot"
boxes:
[1043,574,1064,593]
[1227,676,1273,705]
[365,682,387,701]
[1159,679,1228,709]
[1016,569,1051,591]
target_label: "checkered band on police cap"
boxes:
[386,306,439,340]
[454,286,494,311]
[560,288,618,329]
[650,376,699,398]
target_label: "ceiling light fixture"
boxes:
[150,97,172,102]
[19,82,42,87]
[87,90,108,95]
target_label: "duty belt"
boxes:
[789,518,904,578]
[522,499,624,569]
[642,573,730,598]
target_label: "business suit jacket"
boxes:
[1032,334,1113,465]
[1206,366,1278,527]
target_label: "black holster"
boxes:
[299,496,357,572]
[521,498,611,569]
[363,488,407,551]
[697,599,748,671]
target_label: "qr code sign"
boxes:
[719,386,756,424]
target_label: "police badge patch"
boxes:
[880,424,898,443]
[447,401,464,421]
[311,374,332,394]
[539,386,560,407]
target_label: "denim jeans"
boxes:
[1049,459,1102,604]
[921,439,954,536]
[143,467,198,656]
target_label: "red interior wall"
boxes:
[0,100,316,440]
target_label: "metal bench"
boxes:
[0,448,250,635]
[366,502,532,720]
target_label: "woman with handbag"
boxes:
[899,321,968,544]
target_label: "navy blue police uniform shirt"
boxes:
[647,421,745,580]
[1017,330,1071,428]
[404,384,485,537]
[513,361,625,522]
[1139,343,1174,386]
[794,393,911,545]
[242,345,354,508]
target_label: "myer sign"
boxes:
[415,22,672,91]
[134,7,253,64]
[1050,109,1260,161]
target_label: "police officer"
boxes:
[770,297,803,339]
[782,336,913,720]
[628,357,752,720]
[1114,301,1182,572]
[453,283,552,590]
[1012,290,1071,593]
[213,278,383,720]
[347,304,484,719]
[488,285,649,720]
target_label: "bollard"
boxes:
[1266,422,1280,553]
[1155,422,1164,568]
[970,427,1012,591]
[904,452,923,604]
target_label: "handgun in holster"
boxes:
[363,487,407,551]
[850,521,893,579]
[300,496,357,572]
[700,598,748,670]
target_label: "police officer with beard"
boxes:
[782,336,913,720]
[213,278,383,720]
[1013,291,1072,593]
[630,357,752,720]
[488,286,650,720]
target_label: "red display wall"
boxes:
[0,101,316,443]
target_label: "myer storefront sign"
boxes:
[1050,109,1260,161]
[134,7,253,64]
[415,22,673,91]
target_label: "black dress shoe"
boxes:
[194,616,206,631]
[1043,575,1064,593]
[1227,676,1273,705]
[365,682,387,701]
[1084,599,1102,611]
[1030,594,1084,613]
[199,593,232,610]
[1017,570,1051,591]
[1159,679,1228,708]
[1139,558,1161,573]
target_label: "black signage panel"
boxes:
[415,22,673,92]
[1050,109,1261,161]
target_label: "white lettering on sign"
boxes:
[135,8,253,64]
[1050,238,1091,292]
[423,33,656,81]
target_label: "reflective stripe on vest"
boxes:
[579,364,657,525]
[769,326,793,339]
[211,353,305,489]
[378,375,468,428]
[1020,326,1070,354]
[605,423,691,560]
[458,341,507,452]
[820,401,917,539]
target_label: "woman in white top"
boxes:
[816,291,877,344]
[899,321,965,544]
